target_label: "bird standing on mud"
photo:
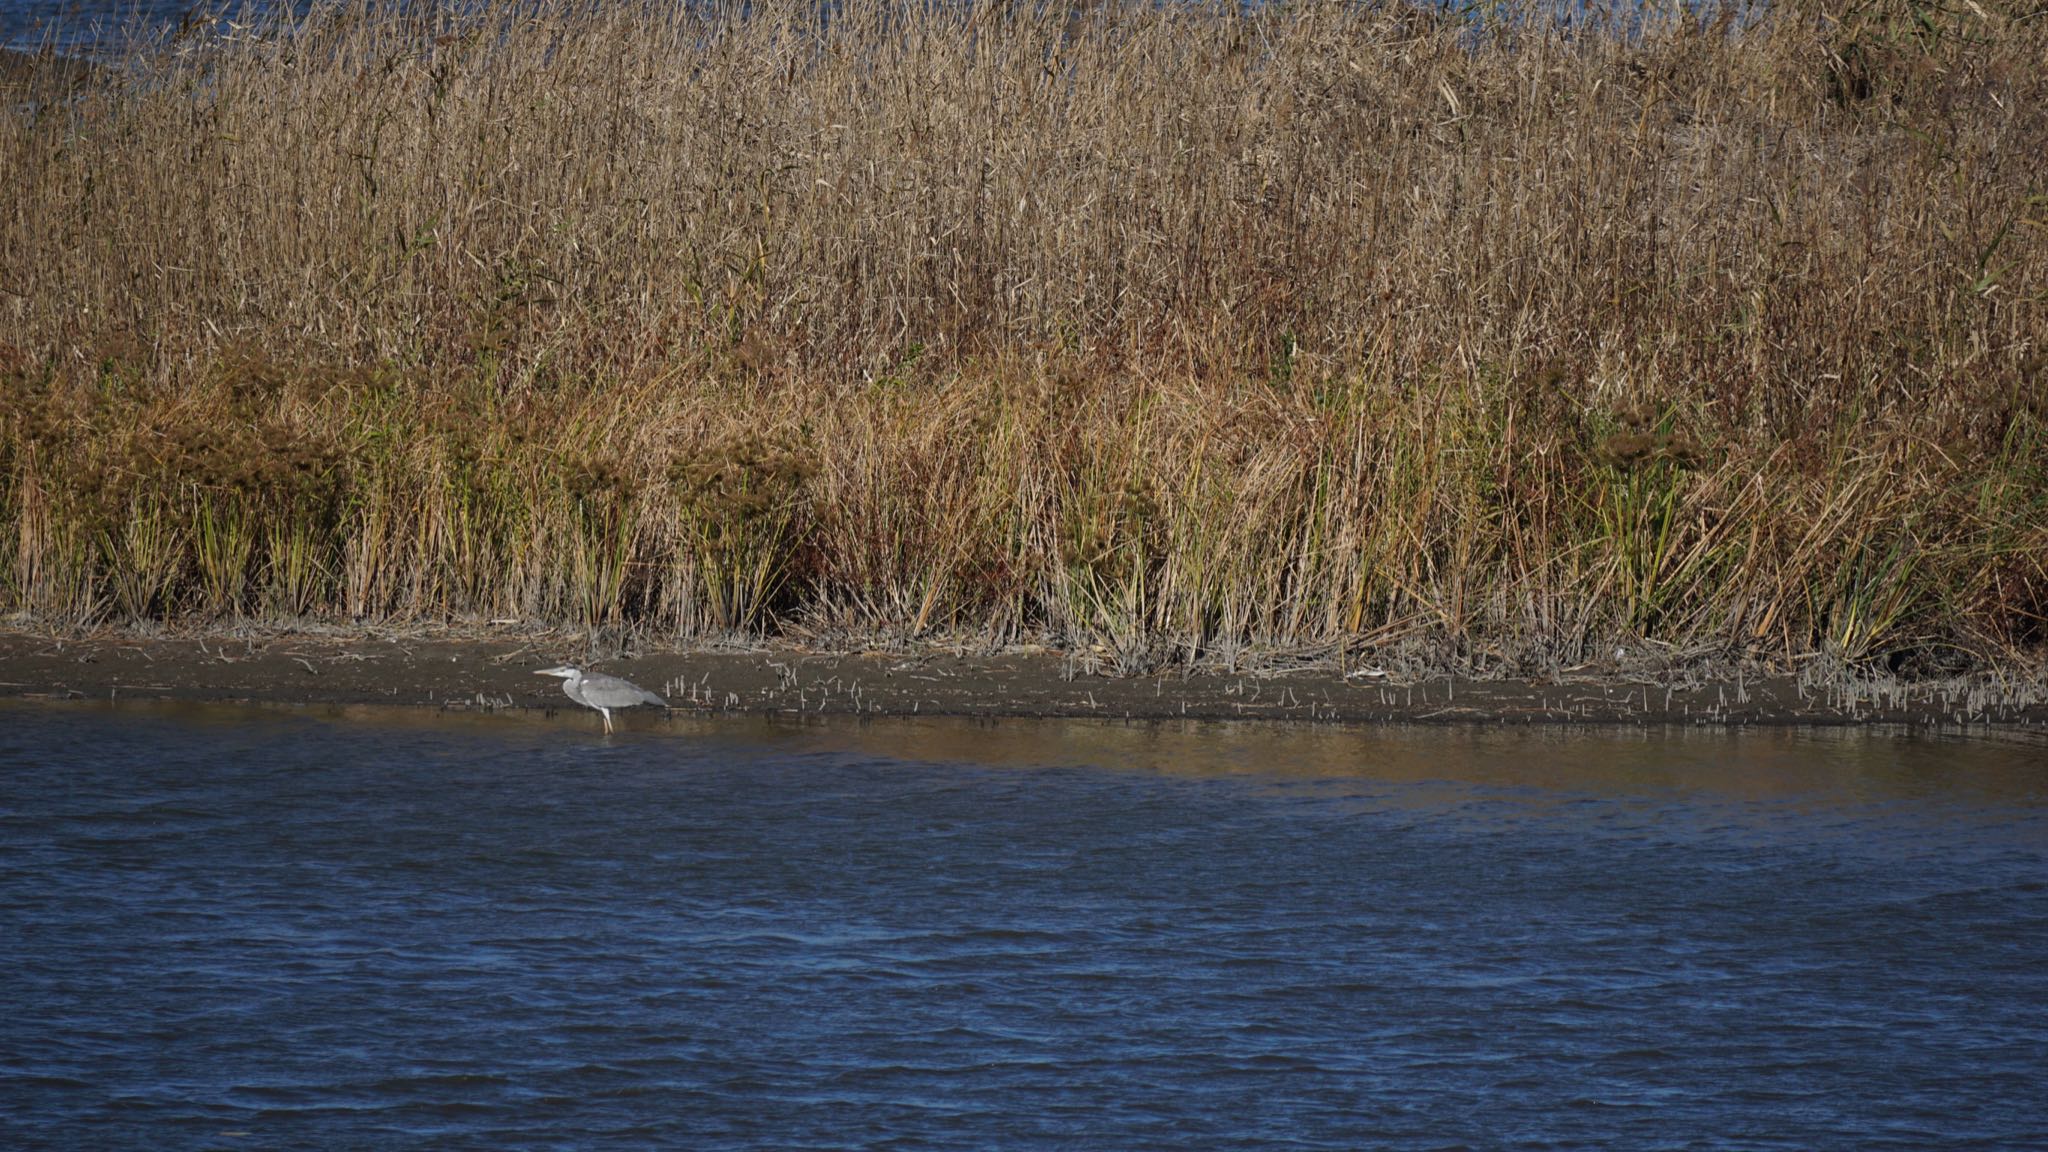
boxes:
[535,666,667,734]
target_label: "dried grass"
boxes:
[2,0,2043,677]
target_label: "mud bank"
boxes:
[3,631,2044,728]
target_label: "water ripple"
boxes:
[2,708,2045,1149]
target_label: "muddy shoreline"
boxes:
[4,629,2044,728]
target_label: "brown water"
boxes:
[3,703,2045,1149]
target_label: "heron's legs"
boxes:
[599,708,614,734]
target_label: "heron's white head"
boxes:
[534,665,581,678]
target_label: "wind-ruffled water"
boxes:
[4,0,187,52]
[2,704,2045,1149]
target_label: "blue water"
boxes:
[2,704,2046,1149]
[2,0,179,51]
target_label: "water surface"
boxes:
[3,703,2045,1148]
[3,0,179,51]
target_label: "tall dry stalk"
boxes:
[0,0,2042,671]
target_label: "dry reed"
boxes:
[2,0,2043,678]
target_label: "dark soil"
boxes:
[3,629,2043,728]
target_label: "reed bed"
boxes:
[2,0,2043,677]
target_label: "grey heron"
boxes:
[535,665,667,733]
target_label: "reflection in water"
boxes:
[1,701,2044,1149]
[26,696,2046,802]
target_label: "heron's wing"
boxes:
[581,673,665,708]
